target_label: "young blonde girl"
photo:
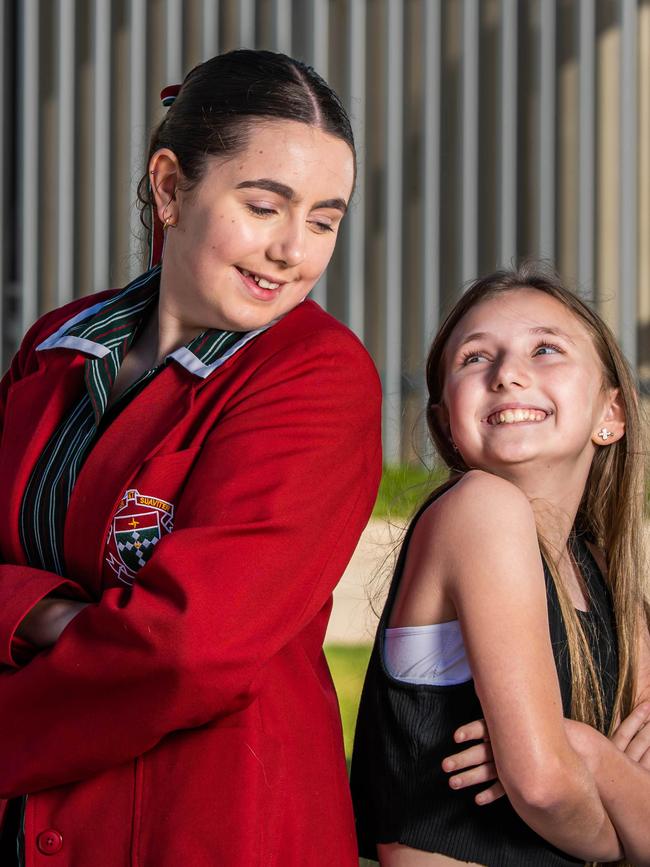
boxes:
[351,265,650,866]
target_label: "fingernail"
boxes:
[476,793,486,805]
[450,776,462,788]
[456,731,466,742]
[443,759,456,771]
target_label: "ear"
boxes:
[149,148,180,227]
[429,401,453,440]
[592,388,625,447]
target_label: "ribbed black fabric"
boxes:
[350,500,618,867]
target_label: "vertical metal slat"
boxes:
[309,0,330,309]
[0,0,6,361]
[93,0,111,294]
[578,0,595,290]
[343,0,364,334]
[620,0,637,365]
[309,0,328,76]
[57,0,75,305]
[165,0,183,83]
[129,0,147,278]
[20,0,39,330]
[202,0,219,59]
[461,0,479,285]
[272,0,291,55]
[384,0,403,464]
[538,0,556,258]
[499,0,517,267]
[237,0,255,48]
[422,0,440,342]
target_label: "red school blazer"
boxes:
[0,289,382,867]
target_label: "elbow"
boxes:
[172,633,260,723]
[506,755,580,813]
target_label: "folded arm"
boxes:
[428,471,623,861]
[0,329,382,797]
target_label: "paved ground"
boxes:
[326,517,650,645]
[325,518,405,645]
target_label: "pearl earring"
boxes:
[597,428,614,441]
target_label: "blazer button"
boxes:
[36,829,63,854]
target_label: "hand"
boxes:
[610,702,650,768]
[16,598,89,648]
[442,718,506,806]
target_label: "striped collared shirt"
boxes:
[20,266,273,576]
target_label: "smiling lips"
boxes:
[486,407,551,426]
[239,267,282,290]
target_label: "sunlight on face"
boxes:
[162,120,355,333]
[441,289,609,473]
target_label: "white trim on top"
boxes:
[168,320,279,379]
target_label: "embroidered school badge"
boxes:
[105,488,175,585]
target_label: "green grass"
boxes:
[325,643,372,763]
[372,463,447,519]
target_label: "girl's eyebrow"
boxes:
[530,325,576,344]
[235,178,348,214]
[456,325,576,348]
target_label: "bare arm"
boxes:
[425,471,622,861]
[565,717,650,866]
[442,596,650,858]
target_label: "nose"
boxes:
[489,351,531,391]
[267,217,307,268]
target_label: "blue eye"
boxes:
[460,350,487,365]
[534,342,561,356]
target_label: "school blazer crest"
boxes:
[0,286,382,867]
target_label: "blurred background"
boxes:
[1,0,649,467]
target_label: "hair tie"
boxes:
[160,84,181,107]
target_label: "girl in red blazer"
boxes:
[0,50,381,867]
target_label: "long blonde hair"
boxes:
[424,263,646,733]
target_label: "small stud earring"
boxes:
[597,428,614,441]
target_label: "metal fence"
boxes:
[1,0,649,462]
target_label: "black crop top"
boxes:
[350,502,618,867]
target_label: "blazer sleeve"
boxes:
[0,312,93,667]
[0,326,382,797]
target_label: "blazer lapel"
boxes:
[0,353,86,565]
[63,364,195,592]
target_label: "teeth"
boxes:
[489,408,548,425]
[240,268,279,290]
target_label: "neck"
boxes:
[144,265,205,365]
[487,458,592,557]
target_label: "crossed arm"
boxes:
[442,612,650,864]
[407,471,639,862]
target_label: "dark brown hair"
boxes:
[137,49,355,241]
[425,262,647,733]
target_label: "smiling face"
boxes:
[440,288,623,477]
[151,120,354,333]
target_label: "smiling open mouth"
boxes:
[238,267,281,290]
[486,408,552,426]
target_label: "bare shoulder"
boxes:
[394,471,540,625]
[418,469,535,553]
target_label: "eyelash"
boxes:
[533,341,563,356]
[246,203,335,233]
[460,341,564,365]
[311,221,335,233]
[246,204,276,217]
